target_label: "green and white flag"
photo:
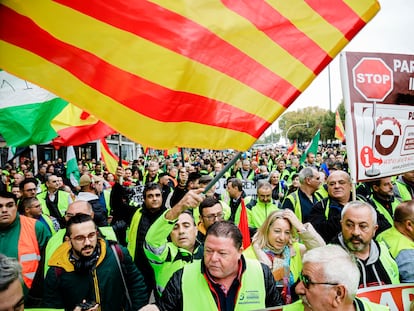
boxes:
[66,146,80,187]
[300,129,320,164]
[0,70,68,147]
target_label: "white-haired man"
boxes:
[286,244,388,310]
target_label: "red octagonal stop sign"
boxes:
[352,57,394,102]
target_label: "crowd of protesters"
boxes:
[1,144,414,310]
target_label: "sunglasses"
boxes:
[299,273,338,289]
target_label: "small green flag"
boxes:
[66,146,80,187]
[300,129,320,164]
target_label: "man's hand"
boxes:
[116,166,125,178]
[282,209,304,232]
[165,188,205,220]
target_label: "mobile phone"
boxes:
[77,301,97,310]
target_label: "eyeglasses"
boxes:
[24,188,37,192]
[299,273,339,289]
[70,231,97,243]
[202,212,224,221]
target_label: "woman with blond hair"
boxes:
[244,209,325,304]
[268,171,287,201]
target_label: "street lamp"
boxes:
[285,122,309,145]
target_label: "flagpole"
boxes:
[180,148,185,167]
[328,64,332,112]
[118,134,122,167]
[203,151,242,194]
[285,122,309,145]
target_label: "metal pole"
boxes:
[118,134,122,167]
[180,148,185,167]
[203,151,242,194]
[285,122,309,144]
[328,65,332,112]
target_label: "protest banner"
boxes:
[341,52,414,182]
[357,283,414,311]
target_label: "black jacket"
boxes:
[309,197,349,243]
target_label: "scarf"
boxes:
[261,245,293,304]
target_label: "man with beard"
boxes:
[364,177,401,234]
[43,200,117,276]
[332,201,399,288]
[43,214,148,310]
[285,245,388,311]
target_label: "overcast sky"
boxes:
[286,0,413,114]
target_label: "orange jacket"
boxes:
[19,216,41,288]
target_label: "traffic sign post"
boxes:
[351,57,394,178]
[352,57,394,102]
[341,51,414,183]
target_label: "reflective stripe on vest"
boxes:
[287,191,302,221]
[103,190,112,216]
[37,191,69,217]
[378,241,400,284]
[288,191,323,222]
[370,196,398,227]
[396,181,413,201]
[127,208,143,259]
[19,216,41,288]
[182,259,265,311]
[290,242,303,282]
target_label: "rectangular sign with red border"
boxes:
[341,52,414,182]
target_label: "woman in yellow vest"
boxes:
[244,209,325,304]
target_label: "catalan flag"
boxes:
[287,140,298,155]
[335,109,346,143]
[0,0,379,151]
[100,138,129,174]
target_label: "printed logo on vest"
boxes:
[238,290,260,304]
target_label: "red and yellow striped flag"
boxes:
[100,138,129,174]
[52,104,115,147]
[287,140,298,155]
[335,110,346,143]
[0,0,379,151]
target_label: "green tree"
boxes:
[320,110,335,143]
[279,107,330,144]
